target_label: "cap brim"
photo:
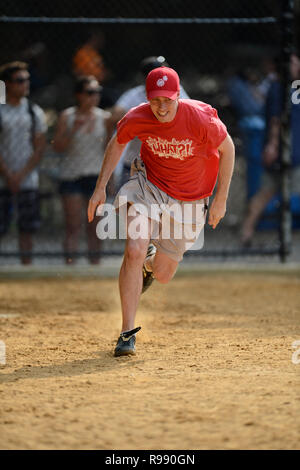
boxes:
[147,89,178,100]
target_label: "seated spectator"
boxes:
[0,61,47,264]
[53,76,111,264]
[106,56,190,188]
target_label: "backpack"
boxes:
[0,99,36,143]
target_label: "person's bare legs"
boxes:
[118,207,179,336]
[241,187,276,244]
[119,212,151,332]
[61,194,83,264]
[19,232,33,265]
[84,199,102,264]
[146,249,178,284]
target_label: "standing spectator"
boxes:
[0,61,47,264]
[106,56,190,187]
[53,76,111,264]
[72,30,118,109]
[227,65,273,200]
[240,52,300,246]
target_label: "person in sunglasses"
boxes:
[53,75,111,264]
[0,61,47,264]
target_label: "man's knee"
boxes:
[152,251,178,284]
[125,239,148,264]
[153,267,176,284]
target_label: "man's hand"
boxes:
[87,135,126,222]
[88,187,106,222]
[212,134,234,229]
[6,172,24,194]
[208,197,226,229]
[263,141,279,168]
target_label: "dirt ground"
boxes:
[0,271,299,450]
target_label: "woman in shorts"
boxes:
[53,75,111,264]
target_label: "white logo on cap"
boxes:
[157,78,165,87]
[163,76,168,81]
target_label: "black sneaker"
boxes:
[142,244,156,294]
[114,326,141,357]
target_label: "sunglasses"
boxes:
[10,77,30,84]
[82,89,101,96]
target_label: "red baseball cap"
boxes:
[146,67,180,100]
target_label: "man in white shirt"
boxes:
[0,61,47,264]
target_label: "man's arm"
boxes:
[6,132,46,193]
[88,134,126,222]
[208,134,235,229]
[53,111,86,153]
[0,155,11,180]
[0,154,16,193]
[261,80,282,167]
[262,116,280,167]
[18,132,46,179]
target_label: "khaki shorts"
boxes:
[114,158,208,262]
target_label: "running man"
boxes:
[88,67,235,356]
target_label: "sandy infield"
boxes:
[0,271,299,450]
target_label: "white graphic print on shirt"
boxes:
[146,136,194,160]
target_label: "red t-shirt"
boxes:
[117,99,227,201]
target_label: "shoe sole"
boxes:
[114,349,136,357]
[142,244,156,294]
[142,272,154,293]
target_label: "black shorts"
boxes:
[0,189,41,235]
[59,176,98,198]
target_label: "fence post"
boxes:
[279,0,294,262]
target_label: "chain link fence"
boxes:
[0,0,299,265]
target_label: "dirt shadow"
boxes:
[0,350,145,383]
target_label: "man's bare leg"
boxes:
[116,212,178,356]
[118,212,151,332]
[241,187,276,244]
[146,249,178,284]
[19,232,33,265]
[61,194,83,264]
